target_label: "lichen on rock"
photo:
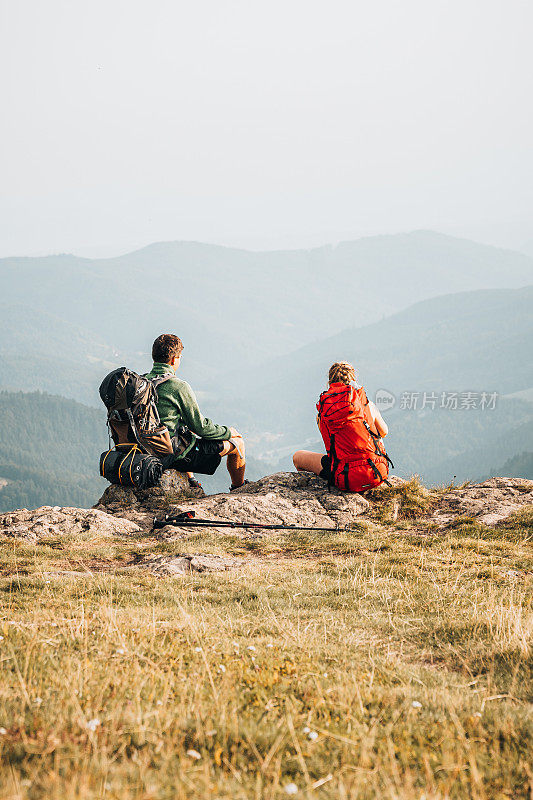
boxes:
[432,477,533,528]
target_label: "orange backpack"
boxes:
[317,382,393,492]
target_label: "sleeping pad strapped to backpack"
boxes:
[98,367,176,489]
[99,444,163,489]
[317,382,394,492]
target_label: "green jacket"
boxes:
[146,362,231,457]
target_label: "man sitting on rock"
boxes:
[146,333,247,489]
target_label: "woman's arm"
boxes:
[368,400,388,437]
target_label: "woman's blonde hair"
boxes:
[328,361,356,385]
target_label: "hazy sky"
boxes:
[1,0,532,257]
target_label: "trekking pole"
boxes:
[152,510,347,533]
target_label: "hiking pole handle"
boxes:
[152,510,196,530]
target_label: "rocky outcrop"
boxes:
[0,506,140,544]
[432,477,533,528]
[94,472,533,536]
[95,470,203,516]
[2,474,531,562]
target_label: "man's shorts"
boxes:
[165,438,225,476]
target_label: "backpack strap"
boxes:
[363,420,395,469]
[150,374,173,387]
[328,433,339,493]
[141,374,174,432]
[125,408,148,453]
[342,461,350,491]
[368,458,392,487]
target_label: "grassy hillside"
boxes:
[0,495,531,798]
[1,232,532,400]
[0,391,108,512]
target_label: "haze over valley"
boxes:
[1,231,532,507]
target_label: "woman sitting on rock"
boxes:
[293,361,393,492]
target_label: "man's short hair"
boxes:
[152,334,184,363]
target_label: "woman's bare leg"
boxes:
[293,450,325,476]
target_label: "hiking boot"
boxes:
[230,479,250,491]
[188,477,203,490]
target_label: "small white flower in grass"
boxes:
[308,731,319,741]
[156,700,163,706]
[266,643,274,648]
[194,646,202,653]
[247,645,256,651]
[34,697,43,706]
[411,701,422,709]
[45,580,50,585]
[218,664,226,673]
[186,749,201,760]
[115,647,126,655]
[473,711,482,718]
[284,783,298,795]
[303,726,310,734]
[0,728,7,735]
[0,636,4,641]
[86,718,101,732]
[323,673,328,678]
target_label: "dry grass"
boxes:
[366,476,437,525]
[0,509,532,800]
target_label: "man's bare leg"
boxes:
[220,435,246,488]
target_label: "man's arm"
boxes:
[179,381,232,440]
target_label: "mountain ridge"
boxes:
[5,228,533,263]
[2,231,532,405]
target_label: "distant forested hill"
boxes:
[0,390,273,511]
[1,231,532,403]
[0,391,108,512]
[486,451,533,480]
[271,398,533,487]
[218,285,533,447]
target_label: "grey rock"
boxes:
[0,506,140,544]
[95,469,203,516]
[432,477,533,528]
[137,553,244,576]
